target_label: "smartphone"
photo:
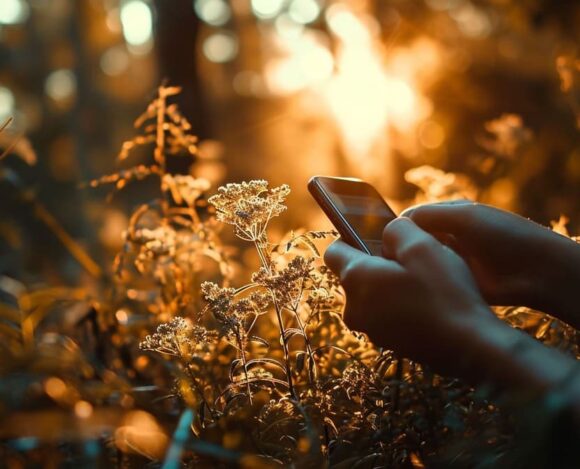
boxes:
[308,176,397,256]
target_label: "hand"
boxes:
[402,201,580,327]
[324,217,498,374]
[324,217,580,398]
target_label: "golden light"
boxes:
[44,377,67,400]
[319,5,440,180]
[419,120,445,149]
[115,309,129,324]
[74,400,93,419]
[115,410,169,460]
[264,32,333,95]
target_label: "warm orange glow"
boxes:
[135,355,149,371]
[264,31,334,95]
[44,377,67,400]
[114,410,169,460]
[74,400,93,419]
[419,120,445,149]
[321,5,439,179]
[115,308,129,324]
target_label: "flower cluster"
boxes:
[252,256,314,306]
[140,317,216,357]
[201,281,269,333]
[208,180,290,241]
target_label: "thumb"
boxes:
[401,200,476,236]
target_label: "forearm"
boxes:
[459,314,580,399]
[534,236,580,329]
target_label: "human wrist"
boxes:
[459,312,578,396]
[535,235,580,328]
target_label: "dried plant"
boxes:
[137,178,553,467]
[88,86,231,324]
[405,164,478,202]
[3,94,579,467]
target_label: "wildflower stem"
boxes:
[174,339,216,419]
[273,296,297,399]
[235,327,253,404]
[253,238,297,399]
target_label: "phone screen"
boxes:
[315,177,396,255]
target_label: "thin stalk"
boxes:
[291,307,318,382]
[235,327,253,404]
[253,238,296,399]
[174,338,216,419]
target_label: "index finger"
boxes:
[324,240,366,275]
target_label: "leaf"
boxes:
[307,230,339,239]
[296,351,306,374]
[286,234,320,257]
[245,358,287,375]
[283,328,305,342]
[249,335,269,348]
[229,358,242,381]
[284,230,339,256]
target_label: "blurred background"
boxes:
[0,0,579,284]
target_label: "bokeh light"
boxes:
[194,0,231,26]
[0,0,29,25]
[74,400,94,419]
[251,0,285,20]
[45,69,77,102]
[100,46,130,76]
[0,86,15,122]
[203,32,238,63]
[120,0,154,52]
[288,0,321,24]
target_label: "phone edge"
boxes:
[308,176,373,255]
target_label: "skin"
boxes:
[324,203,580,400]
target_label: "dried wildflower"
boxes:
[201,281,269,330]
[252,256,314,305]
[140,316,216,356]
[131,225,178,257]
[208,180,290,241]
[341,361,374,399]
[163,174,210,206]
[481,113,532,159]
[405,165,477,202]
[87,85,202,202]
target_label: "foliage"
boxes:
[0,90,579,468]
